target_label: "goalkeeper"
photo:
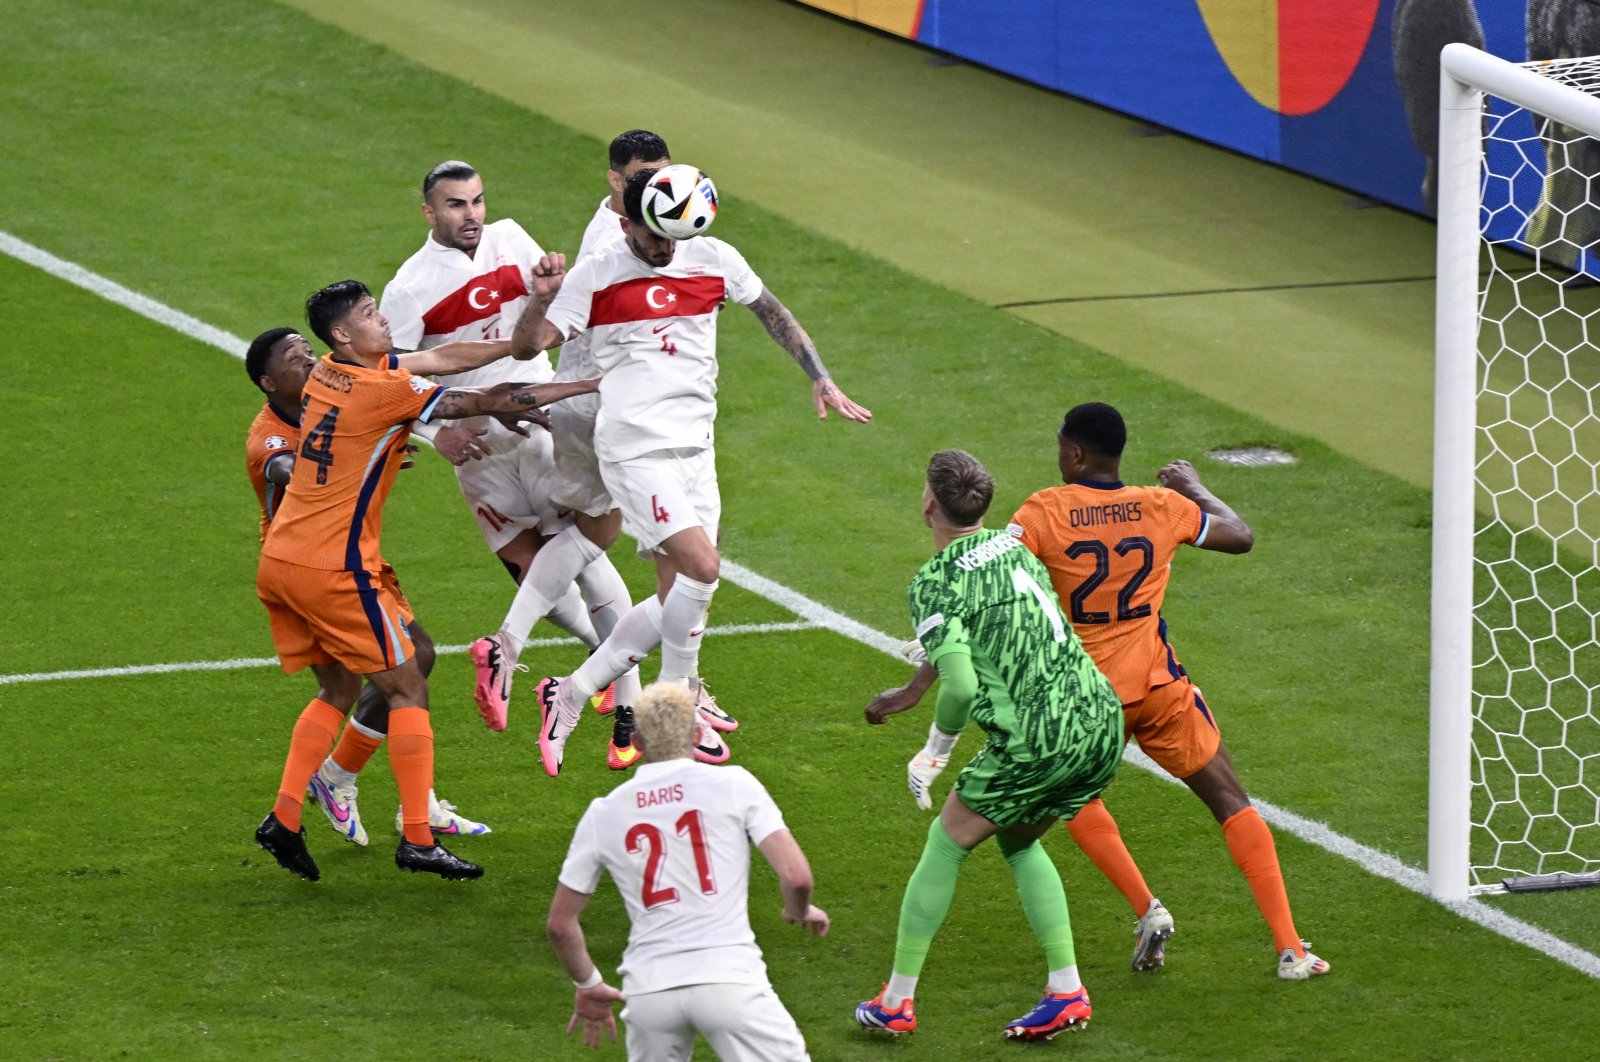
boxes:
[854,450,1122,1043]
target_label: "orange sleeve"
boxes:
[1156,488,1205,546]
[1008,491,1052,557]
[374,360,444,425]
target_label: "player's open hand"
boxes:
[907,749,948,810]
[434,425,491,465]
[531,252,567,299]
[566,982,623,1049]
[783,903,831,937]
[496,408,550,436]
[1156,459,1202,497]
[812,377,872,422]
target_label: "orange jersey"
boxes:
[1008,481,1207,704]
[245,403,300,542]
[261,354,443,572]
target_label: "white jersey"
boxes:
[545,236,764,462]
[380,218,554,439]
[558,759,787,996]
[552,196,628,386]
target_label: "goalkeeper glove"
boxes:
[907,722,959,810]
[900,638,928,666]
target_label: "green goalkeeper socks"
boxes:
[996,832,1077,971]
[891,819,971,978]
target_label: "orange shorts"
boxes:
[257,555,414,675]
[1123,675,1220,780]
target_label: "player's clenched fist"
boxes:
[531,252,567,297]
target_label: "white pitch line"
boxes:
[6,231,1596,982]
[0,621,818,686]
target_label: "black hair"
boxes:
[609,130,669,170]
[305,280,371,349]
[422,160,478,199]
[245,327,298,392]
[622,166,664,225]
[1059,402,1127,458]
[926,449,994,525]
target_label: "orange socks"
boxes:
[329,721,384,775]
[1222,806,1302,955]
[387,706,435,846]
[273,698,344,831]
[1066,798,1154,916]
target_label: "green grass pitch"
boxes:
[2,0,1596,1058]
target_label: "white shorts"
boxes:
[453,428,572,552]
[600,447,720,554]
[621,982,809,1062]
[547,395,613,518]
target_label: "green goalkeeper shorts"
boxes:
[953,732,1121,828]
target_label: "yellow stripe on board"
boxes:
[1195,0,1280,111]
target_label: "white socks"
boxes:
[1047,964,1082,995]
[658,573,718,686]
[502,524,606,644]
[567,595,663,702]
[884,973,918,1009]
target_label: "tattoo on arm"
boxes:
[750,290,827,381]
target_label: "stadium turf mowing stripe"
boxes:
[5,234,1595,986]
[0,621,819,687]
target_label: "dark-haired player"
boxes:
[244,327,490,846]
[379,160,625,724]
[509,166,872,778]
[855,450,1122,1042]
[252,280,599,882]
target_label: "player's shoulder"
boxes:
[247,404,298,451]
[485,216,540,254]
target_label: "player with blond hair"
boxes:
[548,682,827,1058]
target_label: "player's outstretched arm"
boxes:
[1157,459,1254,554]
[510,252,569,360]
[746,288,872,422]
[865,661,937,725]
[547,884,624,1048]
[756,829,830,937]
[395,338,512,377]
[431,377,600,421]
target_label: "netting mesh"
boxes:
[1473,56,1600,887]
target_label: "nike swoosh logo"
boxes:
[688,628,705,638]
[651,323,671,334]
[627,655,644,665]
[589,599,614,614]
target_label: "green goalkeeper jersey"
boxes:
[909,528,1120,763]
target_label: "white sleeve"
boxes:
[731,767,787,847]
[557,800,607,894]
[380,282,424,351]
[545,260,594,341]
[715,241,765,305]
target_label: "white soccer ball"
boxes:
[639,165,718,240]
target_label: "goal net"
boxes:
[1433,44,1600,899]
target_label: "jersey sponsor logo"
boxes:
[421,263,529,337]
[265,434,289,451]
[953,533,1022,571]
[589,275,727,327]
[915,612,944,638]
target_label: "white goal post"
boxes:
[1433,43,1600,900]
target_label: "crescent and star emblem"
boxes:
[645,284,669,310]
[467,286,499,310]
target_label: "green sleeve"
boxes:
[932,648,977,735]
